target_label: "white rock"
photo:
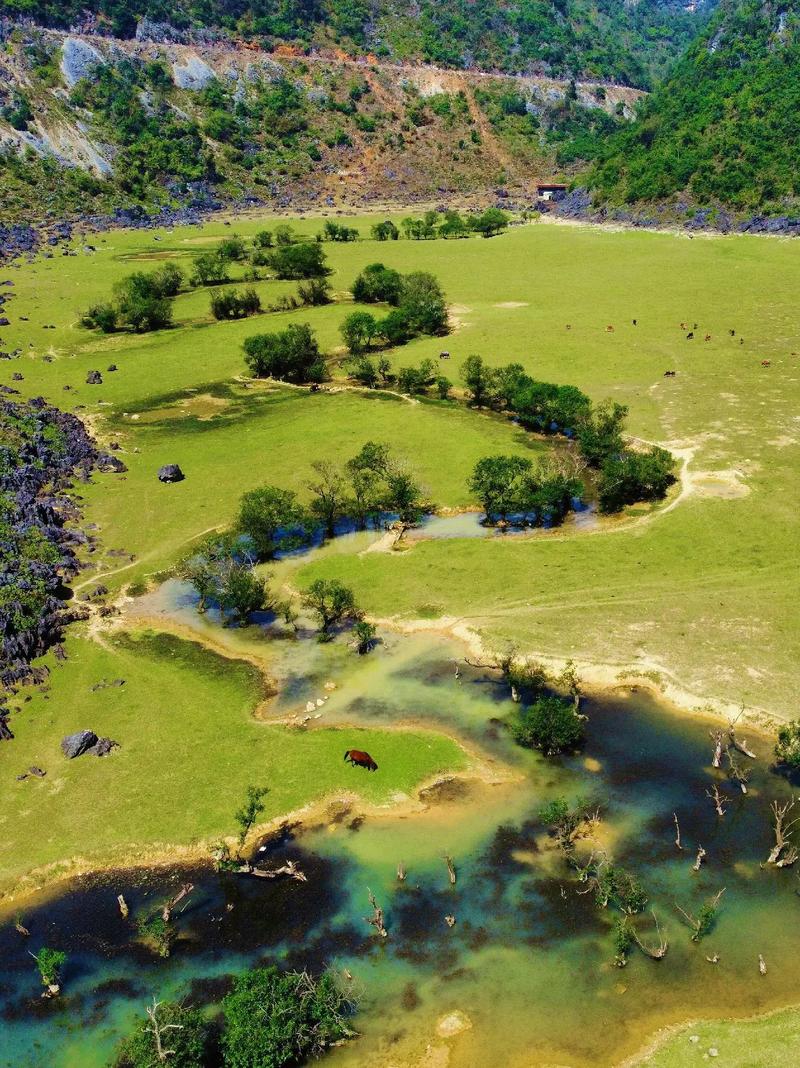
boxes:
[436,1011,472,1038]
[305,701,316,713]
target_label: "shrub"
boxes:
[81,302,118,333]
[297,278,332,305]
[114,1001,214,1068]
[243,323,325,382]
[210,287,262,320]
[302,579,359,636]
[372,220,399,241]
[775,720,800,768]
[598,446,676,513]
[351,263,403,305]
[271,242,328,279]
[112,272,173,332]
[511,695,586,755]
[191,250,230,286]
[221,967,354,1068]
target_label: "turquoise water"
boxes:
[1,613,796,1067]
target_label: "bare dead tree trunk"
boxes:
[710,729,725,769]
[731,733,757,759]
[444,855,456,886]
[693,846,707,872]
[117,894,129,919]
[706,953,720,964]
[706,786,728,817]
[14,920,30,937]
[726,748,749,794]
[632,911,669,960]
[145,997,184,1062]
[759,954,767,975]
[765,798,800,866]
[673,812,683,850]
[397,862,406,882]
[444,914,456,927]
[162,883,194,923]
[236,860,307,881]
[365,889,387,938]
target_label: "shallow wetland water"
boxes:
[2,580,798,1068]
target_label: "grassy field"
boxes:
[0,629,465,897]
[639,1006,800,1066]
[2,212,799,861]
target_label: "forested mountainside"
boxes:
[0,25,644,225]
[1,0,712,88]
[587,0,800,211]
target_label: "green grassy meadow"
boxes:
[3,211,800,1062]
[0,629,464,894]
[3,213,800,864]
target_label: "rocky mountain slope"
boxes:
[0,23,644,227]
[587,0,800,213]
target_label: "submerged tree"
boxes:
[30,947,66,996]
[674,889,725,942]
[302,579,360,639]
[511,695,586,755]
[113,998,214,1068]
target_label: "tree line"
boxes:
[461,355,676,514]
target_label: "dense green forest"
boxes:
[0,0,711,87]
[587,0,800,209]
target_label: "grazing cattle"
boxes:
[686,332,694,340]
[740,338,745,345]
[344,749,378,771]
[761,360,771,367]
[664,370,676,377]
[566,324,571,330]
[680,322,687,330]
[632,319,638,326]
[606,325,614,332]
[704,334,712,341]
[729,329,736,336]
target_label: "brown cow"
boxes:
[344,749,378,771]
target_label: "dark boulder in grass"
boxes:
[97,453,128,473]
[61,730,98,758]
[158,463,184,483]
[86,370,103,384]
[94,737,120,757]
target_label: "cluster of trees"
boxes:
[399,207,509,240]
[461,357,675,514]
[114,967,355,1068]
[319,220,359,242]
[341,265,449,355]
[469,453,584,527]
[210,287,261,321]
[81,263,182,333]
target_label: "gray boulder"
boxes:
[94,737,120,757]
[86,370,102,384]
[97,453,128,473]
[61,730,98,759]
[158,463,184,483]
[172,55,216,91]
[61,38,106,89]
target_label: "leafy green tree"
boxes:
[114,999,214,1068]
[218,562,268,625]
[221,967,354,1068]
[210,287,262,320]
[352,263,403,304]
[511,695,586,755]
[371,220,399,241]
[776,720,800,768]
[577,400,628,466]
[237,485,307,559]
[151,262,184,297]
[353,619,378,654]
[81,302,118,333]
[385,468,424,523]
[191,250,230,286]
[110,272,173,332]
[218,234,247,261]
[598,446,675,513]
[396,358,436,395]
[234,784,270,847]
[461,354,497,407]
[472,207,509,237]
[297,278,332,306]
[469,454,531,522]
[307,460,348,539]
[273,223,296,246]
[272,243,328,279]
[398,272,448,335]
[538,796,594,851]
[178,553,220,613]
[302,579,359,636]
[254,230,273,249]
[378,308,413,346]
[436,375,452,399]
[341,311,379,354]
[243,324,325,383]
[31,947,66,990]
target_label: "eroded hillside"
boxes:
[0,24,644,224]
